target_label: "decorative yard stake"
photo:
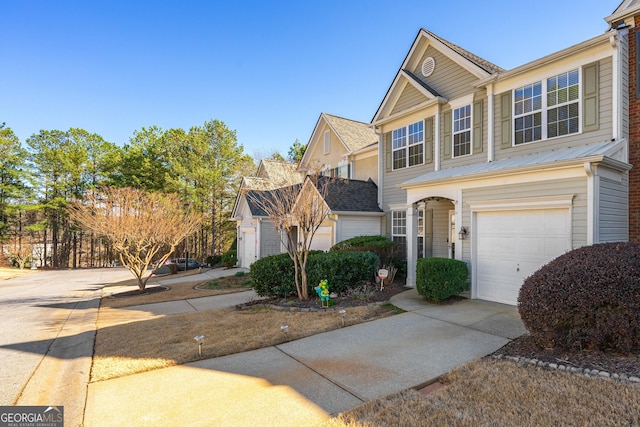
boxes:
[315,279,330,308]
[339,309,346,327]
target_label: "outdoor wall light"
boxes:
[458,226,468,240]
[194,334,205,356]
[339,309,346,327]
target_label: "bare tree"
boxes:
[246,173,343,300]
[4,234,33,270]
[68,187,203,291]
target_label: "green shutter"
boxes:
[500,92,512,148]
[473,100,483,153]
[442,110,452,160]
[384,131,392,172]
[583,61,599,133]
[424,117,433,164]
[385,211,392,238]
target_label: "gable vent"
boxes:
[421,57,436,77]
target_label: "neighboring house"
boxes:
[299,113,379,185]
[231,160,303,268]
[371,27,630,305]
[607,1,640,242]
[233,114,381,268]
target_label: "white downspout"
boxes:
[487,83,495,162]
[435,107,441,171]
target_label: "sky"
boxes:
[1,0,621,159]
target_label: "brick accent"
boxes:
[630,17,640,241]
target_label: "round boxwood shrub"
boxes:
[221,250,237,268]
[331,235,406,279]
[416,257,469,302]
[518,242,640,353]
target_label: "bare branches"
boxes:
[68,187,203,290]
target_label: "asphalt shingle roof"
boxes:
[323,114,378,152]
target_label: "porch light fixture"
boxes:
[458,226,468,240]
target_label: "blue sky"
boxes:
[1,0,620,159]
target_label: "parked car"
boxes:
[166,258,204,271]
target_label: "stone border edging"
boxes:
[235,301,385,312]
[492,353,640,383]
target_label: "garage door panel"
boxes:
[476,209,570,305]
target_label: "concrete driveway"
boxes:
[85,288,525,426]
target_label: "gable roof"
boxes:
[245,176,382,218]
[372,28,503,124]
[255,159,302,187]
[316,176,382,213]
[607,0,640,26]
[299,113,378,170]
[401,140,630,189]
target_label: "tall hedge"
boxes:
[416,257,469,302]
[250,251,379,298]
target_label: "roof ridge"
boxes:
[421,28,506,74]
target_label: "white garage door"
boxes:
[475,209,570,305]
[310,227,332,251]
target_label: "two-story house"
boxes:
[372,27,630,305]
[232,113,381,268]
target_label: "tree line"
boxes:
[0,119,260,269]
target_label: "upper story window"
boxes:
[514,69,579,145]
[453,105,471,157]
[324,130,331,154]
[392,121,423,170]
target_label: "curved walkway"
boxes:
[85,284,525,426]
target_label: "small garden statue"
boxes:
[315,279,330,308]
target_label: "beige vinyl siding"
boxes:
[493,58,613,161]
[337,216,382,242]
[413,46,480,100]
[598,174,629,242]
[260,220,282,257]
[391,84,428,116]
[460,177,588,261]
[439,96,488,169]
[307,125,349,167]
[427,201,451,258]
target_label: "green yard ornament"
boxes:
[315,279,330,308]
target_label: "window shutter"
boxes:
[500,92,512,148]
[583,61,599,133]
[442,110,452,160]
[473,100,483,153]
[424,117,433,164]
[385,211,392,238]
[384,132,392,172]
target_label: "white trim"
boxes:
[487,83,495,163]
[323,130,331,154]
[468,195,575,212]
[448,93,475,111]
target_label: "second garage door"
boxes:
[475,208,570,305]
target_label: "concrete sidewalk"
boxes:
[84,288,525,426]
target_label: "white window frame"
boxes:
[453,105,472,157]
[392,210,406,242]
[513,68,581,145]
[392,121,423,170]
[324,130,331,154]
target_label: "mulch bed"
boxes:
[107,285,169,298]
[241,281,410,311]
[494,334,640,378]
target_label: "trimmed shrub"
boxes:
[221,250,237,268]
[206,254,222,267]
[331,235,406,280]
[518,242,640,353]
[306,251,379,295]
[250,251,379,298]
[416,258,469,302]
[250,253,297,298]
